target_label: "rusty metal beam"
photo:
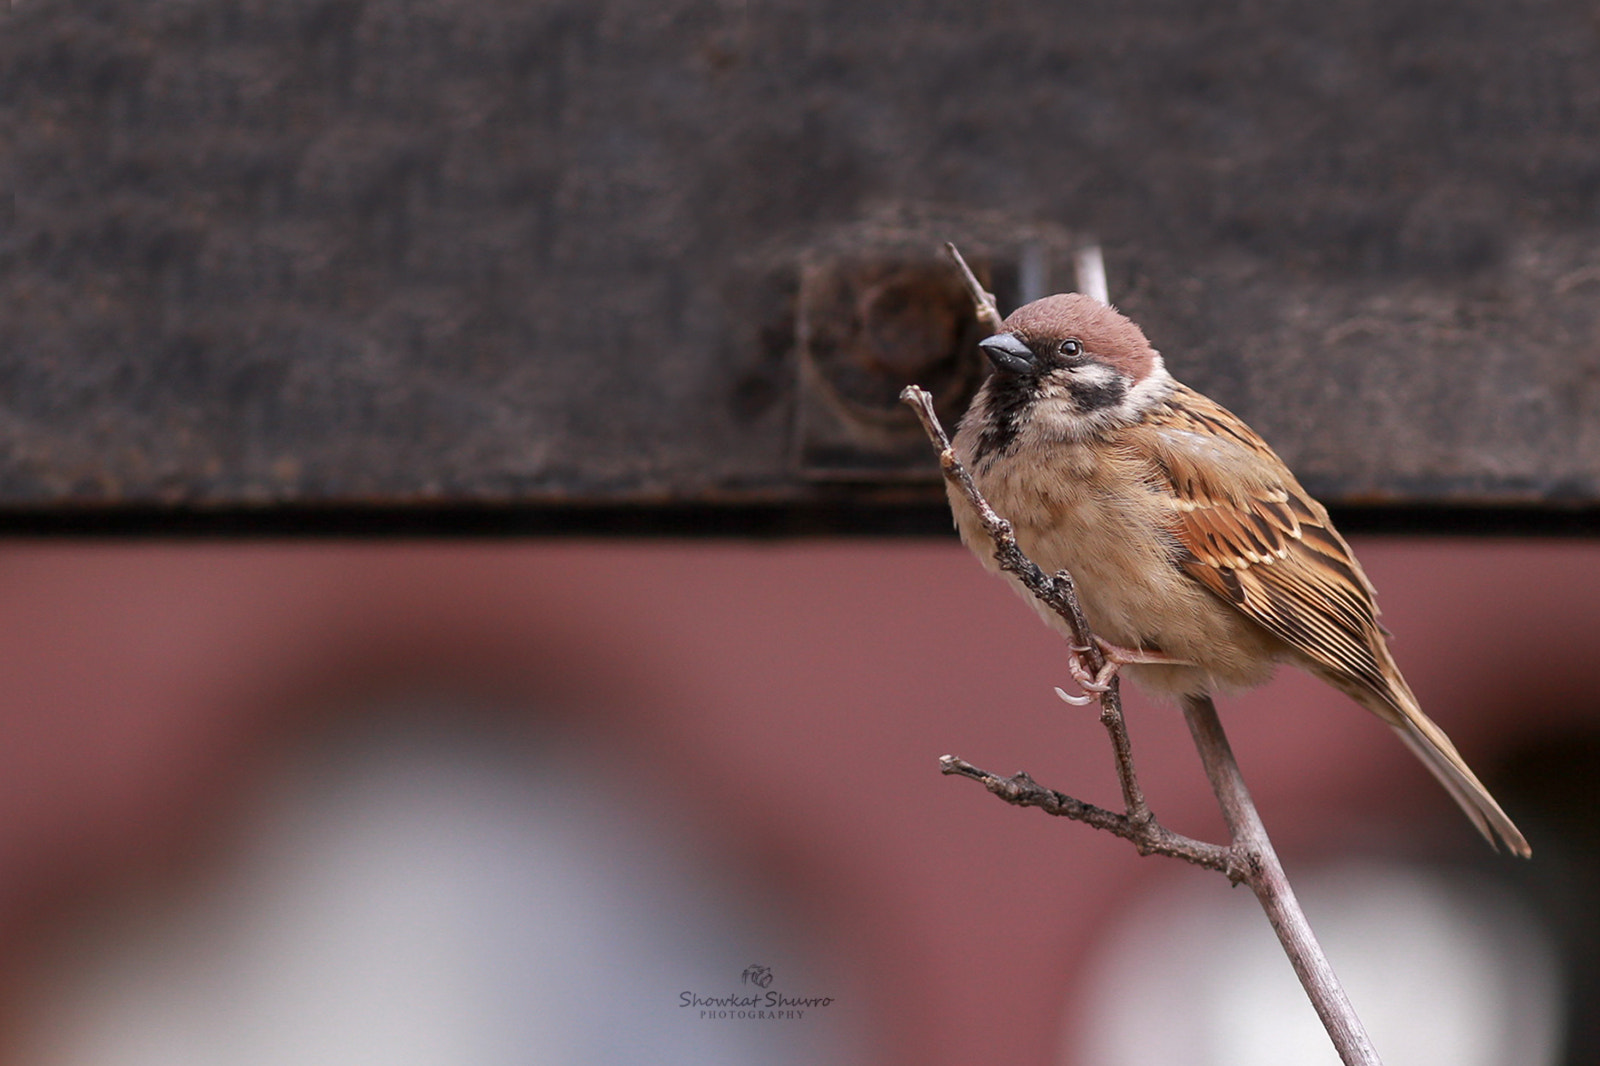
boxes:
[7,0,1600,522]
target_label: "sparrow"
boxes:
[949,292,1529,857]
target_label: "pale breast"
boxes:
[949,434,1284,699]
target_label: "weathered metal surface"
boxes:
[6,0,1600,513]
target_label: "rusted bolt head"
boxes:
[800,258,988,426]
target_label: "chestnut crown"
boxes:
[996,294,1161,384]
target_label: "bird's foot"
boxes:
[1055,639,1194,705]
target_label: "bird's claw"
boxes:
[1057,639,1195,707]
[1057,648,1117,705]
[1068,653,1118,693]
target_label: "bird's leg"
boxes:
[1097,637,1193,669]
[1057,639,1195,704]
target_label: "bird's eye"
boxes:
[1059,339,1082,357]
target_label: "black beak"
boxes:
[979,332,1037,376]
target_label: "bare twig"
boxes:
[943,242,1006,335]
[903,373,1382,1066]
[938,755,1238,876]
[1182,694,1381,1064]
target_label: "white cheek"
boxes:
[1026,356,1175,441]
[1071,363,1121,390]
[1110,356,1173,421]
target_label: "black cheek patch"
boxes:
[1068,375,1128,412]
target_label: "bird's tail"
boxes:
[1381,687,1530,858]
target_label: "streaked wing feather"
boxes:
[1141,387,1530,856]
[1137,386,1395,710]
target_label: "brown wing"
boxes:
[1133,385,1400,715]
[1132,385,1530,856]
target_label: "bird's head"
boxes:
[964,294,1173,455]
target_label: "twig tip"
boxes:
[942,241,1005,335]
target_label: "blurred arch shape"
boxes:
[18,707,861,1066]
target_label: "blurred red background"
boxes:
[0,537,1592,1064]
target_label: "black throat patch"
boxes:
[968,374,1032,464]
